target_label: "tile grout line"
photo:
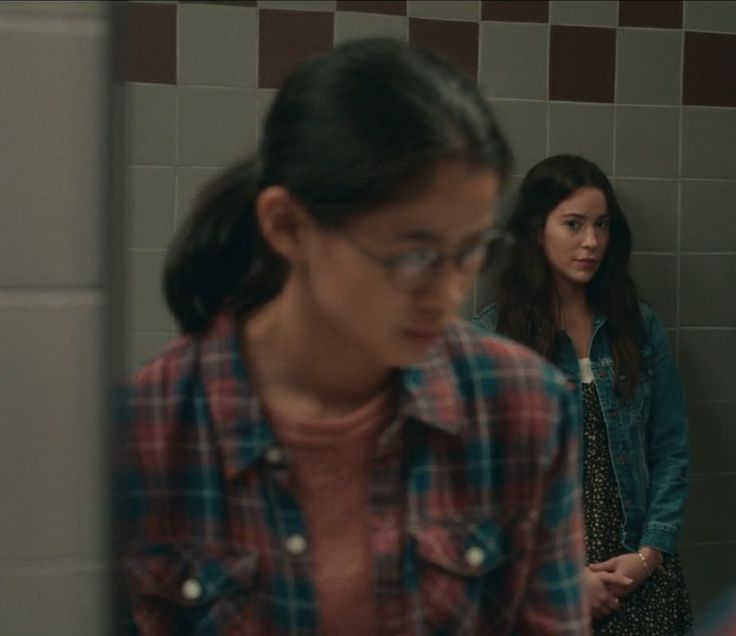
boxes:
[545,18,551,157]
[174,2,181,231]
[612,24,618,179]
[676,22,685,356]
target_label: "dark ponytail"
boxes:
[163,156,287,334]
[165,38,511,335]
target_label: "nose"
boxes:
[416,259,471,315]
[581,225,598,249]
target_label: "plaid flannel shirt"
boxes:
[115,312,588,635]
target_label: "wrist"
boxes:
[636,547,662,577]
[638,546,663,568]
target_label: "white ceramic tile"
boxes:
[0,21,106,287]
[178,3,257,87]
[0,566,107,635]
[126,166,176,249]
[408,1,479,21]
[0,300,106,557]
[177,86,257,166]
[125,83,177,165]
[335,11,407,44]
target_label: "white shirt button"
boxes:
[265,446,284,465]
[465,546,485,568]
[285,534,307,556]
[181,578,202,601]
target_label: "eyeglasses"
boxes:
[338,228,510,292]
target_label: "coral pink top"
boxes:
[266,390,393,636]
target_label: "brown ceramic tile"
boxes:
[619,0,682,28]
[336,1,406,15]
[684,32,736,108]
[481,1,549,23]
[122,2,176,84]
[258,9,334,89]
[549,25,616,102]
[179,1,257,6]
[409,18,479,79]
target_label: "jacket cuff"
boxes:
[639,523,679,555]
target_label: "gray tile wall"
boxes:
[122,0,736,619]
[0,1,114,635]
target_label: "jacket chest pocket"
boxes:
[123,541,259,635]
[411,517,520,634]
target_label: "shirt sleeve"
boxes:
[112,381,178,636]
[516,377,590,635]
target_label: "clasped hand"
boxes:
[584,553,653,619]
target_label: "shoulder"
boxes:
[471,302,499,333]
[443,320,567,400]
[637,301,670,352]
[438,322,577,469]
[125,334,197,398]
[115,333,199,440]
[638,300,658,329]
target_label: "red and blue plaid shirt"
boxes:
[115,312,588,635]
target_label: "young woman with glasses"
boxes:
[115,39,588,635]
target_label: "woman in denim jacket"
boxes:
[474,154,692,635]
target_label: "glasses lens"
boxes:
[392,249,438,291]
[458,242,490,270]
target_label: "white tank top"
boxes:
[578,357,594,384]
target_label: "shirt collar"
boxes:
[199,312,276,481]
[397,322,470,436]
[200,314,469,481]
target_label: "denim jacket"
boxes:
[472,302,689,555]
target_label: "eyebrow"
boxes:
[560,212,610,219]
[393,225,495,243]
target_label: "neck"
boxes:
[242,278,393,417]
[552,276,590,325]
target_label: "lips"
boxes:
[403,327,443,342]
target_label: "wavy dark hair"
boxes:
[495,154,642,397]
[164,38,512,335]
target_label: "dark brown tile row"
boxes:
[481,0,549,23]
[550,25,616,103]
[336,1,406,15]
[619,1,682,29]
[179,1,257,6]
[258,9,334,89]
[409,18,479,79]
[121,1,736,109]
[123,2,177,84]
[684,32,736,107]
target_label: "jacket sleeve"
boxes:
[639,308,690,554]
[472,304,499,333]
[517,374,590,635]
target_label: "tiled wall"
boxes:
[0,1,116,634]
[122,0,736,617]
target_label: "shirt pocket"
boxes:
[411,517,517,633]
[123,541,259,635]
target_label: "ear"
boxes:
[255,186,312,264]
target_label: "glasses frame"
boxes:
[337,228,511,292]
